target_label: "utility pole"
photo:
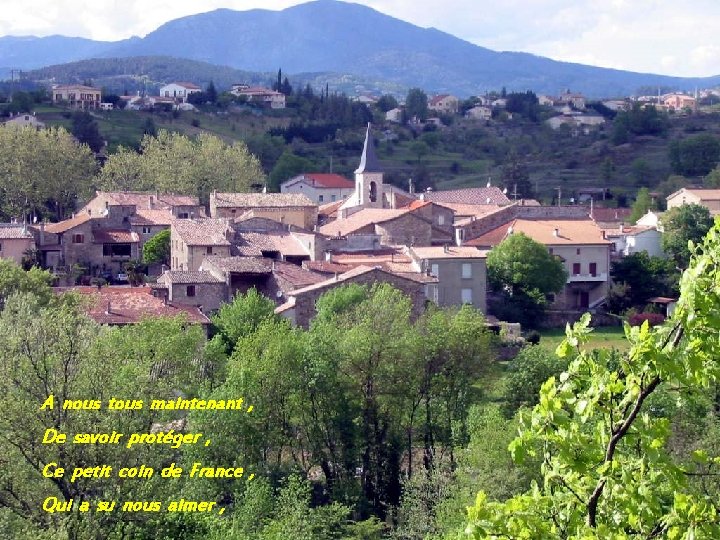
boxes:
[555,187,562,206]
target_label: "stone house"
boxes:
[155,271,227,312]
[467,218,612,310]
[209,192,318,229]
[407,246,488,312]
[171,218,233,271]
[0,224,35,265]
[275,265,429,328]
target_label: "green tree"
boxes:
[98,130,265,203]
[212,288,279,353]
[0,259,53,309]
[703,165,720,187]
[661,203,714,269]
[670,133,720,177]
[376,94,399,113]
[501,150,532,198]
[487,233,568,327]
[142,229,170,265]
[71,111,104,153]
[629,187,654,223]
[0,125,96,220]
[461,221,720,538]
[205,81,218,104]
[268,150,315,191]
[405,88,429,121]
[631,157,652,186]
[408,140,430,163]
[609,251,677,311]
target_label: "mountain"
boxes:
[2,0,720,97]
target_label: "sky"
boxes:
[1,0,719,77]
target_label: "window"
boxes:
[589,262,597,277]
[369,181,377,203]
[576,248,581,255]
[438,214,445,225]
[461,263,472,279]
[142,226,151,234]
[72,234,84,244]
[549,248,554,255]
[186,285,196,297]
[547,293,556,303]
[331,195,337,201]
[461,288,473,304]
[206,246,213,255]
[318,195,324,202]
[431,263,439,277]
[572,263,581,275]
[178,212,189,219]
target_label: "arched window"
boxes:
[369,181,377,203]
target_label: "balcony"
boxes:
[567,272,607,283]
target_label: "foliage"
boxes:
[661,203,714,269]
[501,150,532,198]
[612,103,668,145]
[97,130,265,203]
[0,259,54,309]
[211,288,279,353]
[460,220,720,538]
[405,88,428,121]
[268,150,316,191]
[487,233,567,327]
[71,111,104,153]
[142,229,170,265]
[0,125,97,221]
[502,345,568,417]
[669,133,720,177]
[376,94,399,113]
[609,251,677,311]
[704,165,720,188]
[504,91,540,121]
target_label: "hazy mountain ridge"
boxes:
[2,0,720,97]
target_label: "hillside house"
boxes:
[466,106,492,121]
[280,173,355,204]
[428,95,459,114]
[3,113,45,129]
[385,107,403,123]
[230,84,286,108]
[666,188,720,215]
[52,85,102,109]
[159,82,202,103]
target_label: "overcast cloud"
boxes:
[0,0,718,77]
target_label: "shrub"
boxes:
[628,312,665,327]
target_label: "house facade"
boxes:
[230,85,286,109]
[3,113,45,129]
[407,246,488,312]
[0,224,35,265]
[666,188,720,215]
[428,94,459,114]
[209,192,318,229]
[171,218,233,272]
[52,85,102,109]
[280,173,355,204]
[159,82,202,103]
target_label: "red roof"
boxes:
[304,173,354,189]
[56,286,210,326]
[92,229,140,244]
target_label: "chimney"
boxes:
[333,272,339,281]
[325,251,332,262]
[553,227,560,237]
[443,244,449,253]
[620,221,625,234]
[419,193,425,201]
[39,221,45,245]
[408,178,414,194]
[601,230,606,239]
[105,301,111,315]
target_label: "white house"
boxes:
[466,106,492,120]
[386,107,403,123]
[159,82,202,103]
[280,173,355,204]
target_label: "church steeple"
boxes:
[355,123,382,174]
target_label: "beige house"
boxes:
[209,192,317,229]
[666,188,720,216]
[466,106,492,120]
[663,94,696,111]
[171,218,233,272]
[3,113,45,129]
[52,85,102,109]
[230,84,286,109]
[467,219,612,310]
[0,224,35,265]
[407,246,488,312]
[428,94,459,114]
[280,173,355,204]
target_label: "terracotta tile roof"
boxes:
[200,256,272,274]
[286,173,354,189]
[235,232,310,257]
[604,225,654,237]
[287,265,430,297]
[0,224,33,239]
[212,192,315,208]
[318,208,410,236]
[101,191,199,208]
[272,261,327,289]
[429,94,452,106]
[590,207,632,223]
[407,200,432,210]
[672,188,720,201]
[92,229,140,244]
[303,261,354,274]
[157,271,224,284]
[173,82,202,90]
[318,199,345,218]
[410,246,489,259]
[173,218,232,246]
[434,202,505,219]
[56,286,210,325]
[421,187,511,205]
[44,214,92,234]
[128,209,174,226]
[466,219,611,247]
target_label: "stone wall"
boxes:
[376,213,433,246]
[169,282,228,313]
[291,269,426,328]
